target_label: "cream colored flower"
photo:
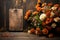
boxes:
[51,23,56,28]
[51,7,57,10]
[54,17,60,22]
[39,13,46,21]
[50,12,55,17]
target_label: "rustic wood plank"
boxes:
[0,32,60,40]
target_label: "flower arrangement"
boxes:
[24,3,60,38]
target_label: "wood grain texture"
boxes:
[0,32,60,40]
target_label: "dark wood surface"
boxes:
[0,32,60,40]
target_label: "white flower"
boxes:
[50,12,55,17]
[54,17,60,22]
[51,7,57,10]
[51,23,56,28]
[39,13,46,21]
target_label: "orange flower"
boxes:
[36,7,41,12]
[45,18,53,24]
[25,10,32,16]
[24,16,28,20]
[45,18,50,24]
[24,10,32,20]
[36,27,40,32]
[32,11,39,15]
[42,28,48,35]
[35,4,40,8]
[35,27,41,35]
[30,28,35,34]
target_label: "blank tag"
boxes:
[9,9,23,31]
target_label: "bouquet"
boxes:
[24,3,60,38]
